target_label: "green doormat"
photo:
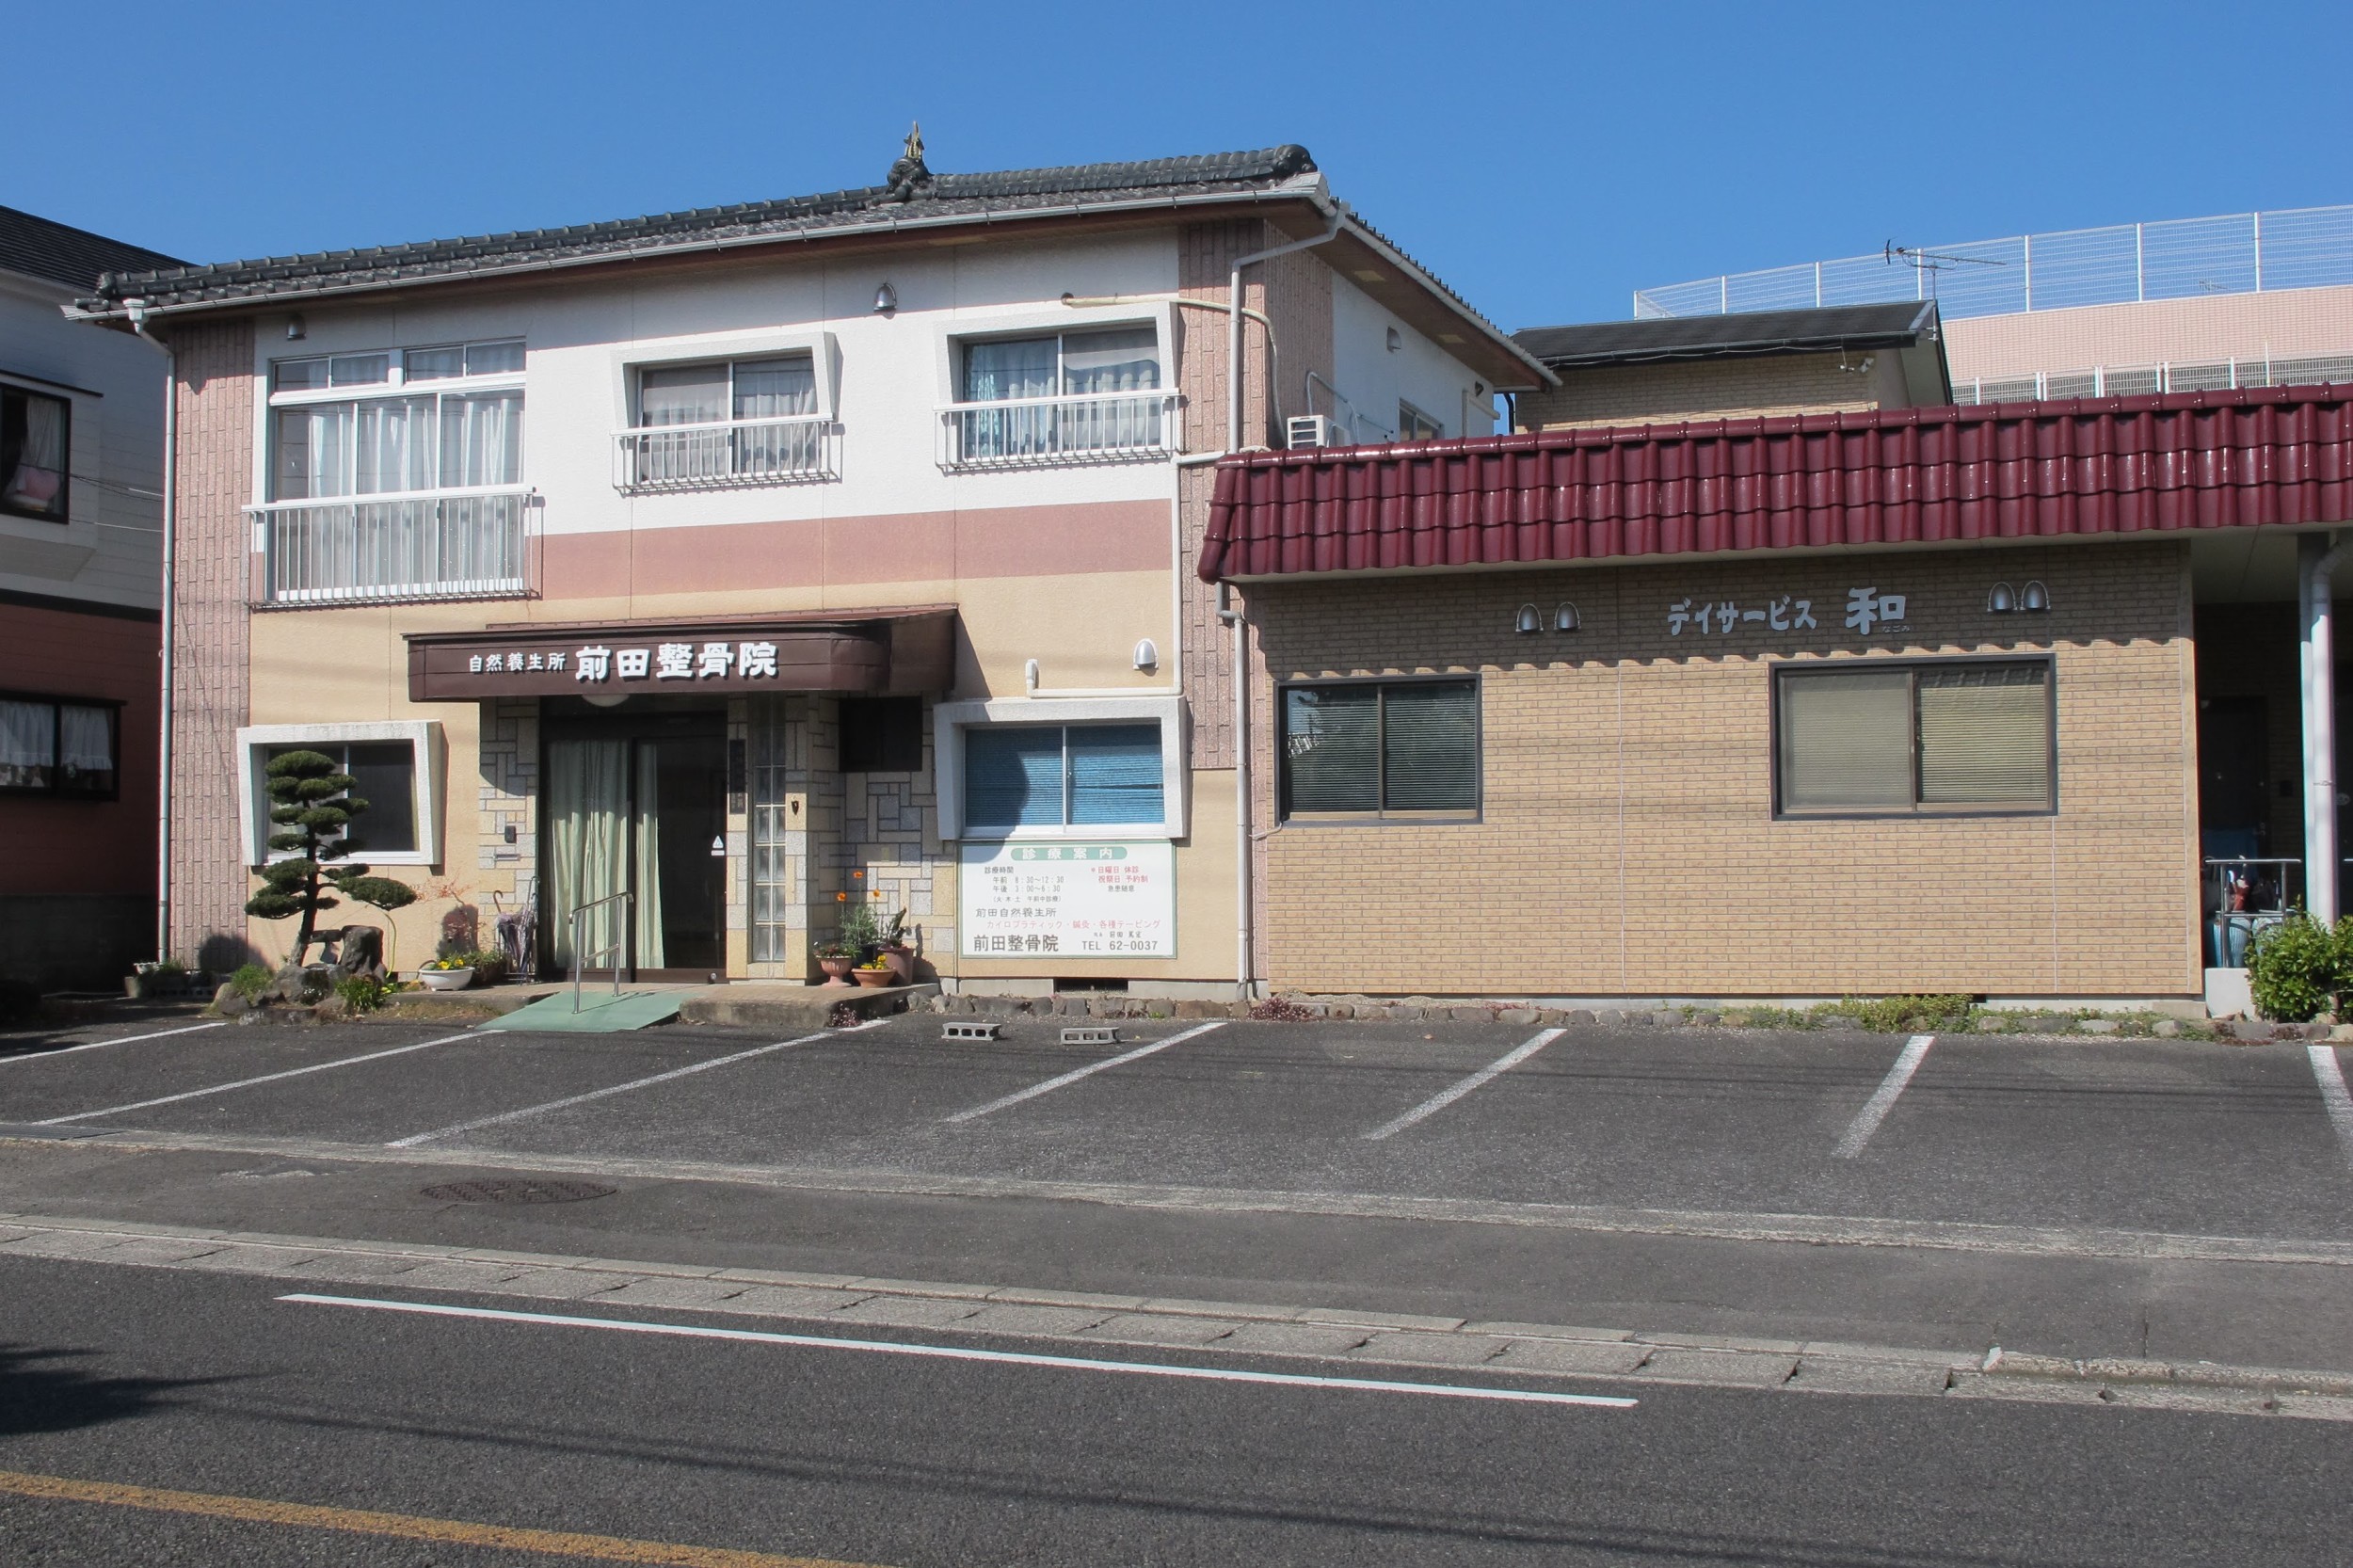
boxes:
[474,989,694,1033]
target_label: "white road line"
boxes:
[386,1019,883,1148]
[1832,1034,1936,1160]
[1,1021,226,1064]
[2311,1044,2353,1172]
[1364,1029,1565,1143]
[942,1020,1227,1124]
[35,1032,478,1126]
[278,1292,1638,1410]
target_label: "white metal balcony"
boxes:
[612,414,837,491]
[936,390,1180,471]
[249,487,532,606]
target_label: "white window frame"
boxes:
[1398,399,1445,441]
[934,301,1180,470]
[264,339,527,504]
[607,330,840,491]
[0,369,102,575]
[933,695,1187,841]
[234,720,444,867]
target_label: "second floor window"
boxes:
[270,341,523,501]
[1398,401,1445,441]
[626,355,821,486]
[1,386,70,522]
[950,327,1166,466]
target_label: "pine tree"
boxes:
[244,750,416,964]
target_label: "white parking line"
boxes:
[386,1020,883,1148]
[1832,1034,1936,1159]
[1,1021,226,1063]
[942,1021,1227,1124]
[279,1292,1638,1410]
[1363,1029,1565,1143]
[2312,1045,2353,1172]
[35,1032,477,1126]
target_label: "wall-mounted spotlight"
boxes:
[1987,582,2017,613]
[285,313,307,341]
[1385,327,1402,353]
[1554,601,1580,632]
[872,281,898,315]
[1132,637,1159,671]
[2020,580,2051,612]
[1514,603,1542,634]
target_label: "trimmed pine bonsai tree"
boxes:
[244,749,417,964]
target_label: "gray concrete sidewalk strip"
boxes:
[1,1208,2349,1418]
[17,1125,2353,1268]
[941,1020,1228,1124]
[1832,1033,1934,1159]
[1363,1028,1565,1142]
[384,1023,874,1147]
[2310,1044,2353,1172]
[34,1032,478,1125]
[2,1021,227,1063]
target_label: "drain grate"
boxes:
[420,1177,616,1205]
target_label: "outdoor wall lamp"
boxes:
[1554,601,1581,633]
[2020,580,2051,612]
[872,281,898,314]
[1987,582,2017,613]
[1132,638,1159,671]
[285,313,306,341]
[1385,327,1402,353]
[1514,603,1542,634]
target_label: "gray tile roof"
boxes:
[0,204,184,291]
[1513,301,1940,367]
[80,146,1321,312]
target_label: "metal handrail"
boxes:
[568,889,634,1013]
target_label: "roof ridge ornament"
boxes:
[874,122,935,206]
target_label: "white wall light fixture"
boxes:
[1132,638,1159,671]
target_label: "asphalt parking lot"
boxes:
[4,1009,2351,1242]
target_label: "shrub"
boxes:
[2248,916,2340,1021]
[244,749,416,963]
[333,974,390,1014]
[229,964,274,1000]
[1821,994,1976,1032]
[462,948,511,984]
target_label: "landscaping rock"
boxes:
[1976,1016,2011,1032]
[2152,1018,2183,1038]
[215,990,248,1019]
[1498,1008,1538,1025]
[1690,1010,1721,1026]
[2228,1017,2274,1043]
[312,992,348,1020]
[2025,1014,2071,1033]
[2076,1018,2119,1034]
[1562,1009,1595,1027]
[1650,1010,1683,1028]
[1592,1009,1625,1027]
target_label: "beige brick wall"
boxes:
[165,318,258,970]
[1513,352,1897,431]
[1252,539,2201,999]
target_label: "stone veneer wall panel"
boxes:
[1252,540,2201,999]
[165,318,257,969]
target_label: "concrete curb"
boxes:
[2,1210,2345,1421]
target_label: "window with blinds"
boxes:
[964,724,1165,830]
[1776,661,2051,815]
[1280,680,1479,821]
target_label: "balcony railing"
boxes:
[250,487,532,605]
[613,414,836,490]
[937,390,1181,470]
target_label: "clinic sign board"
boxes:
[959,841,1175,959]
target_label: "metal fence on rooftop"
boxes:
[1632,206,2353,320]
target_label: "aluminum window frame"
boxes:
[233,720,444,867]
[0,384,72,525]
[1769,653,2058,821]
[264,339,526,504]
[933,694,1187,842]
[1274,674,1484,826]
[0,689,120,800]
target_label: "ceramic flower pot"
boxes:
[852,967,894,988]
[880,945,916,986]
[419,968,474,991]
[818,955,856,987]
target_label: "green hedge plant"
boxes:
[2246,915,2346,1022]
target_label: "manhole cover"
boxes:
[419,1177,616,1205]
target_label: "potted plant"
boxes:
[852,956,895,988]
[875,908,916,986]
[813,941,856,986]
[418,956,474,991]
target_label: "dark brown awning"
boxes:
[404,606,954,702]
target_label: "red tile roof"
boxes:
[1200,386,2353,581]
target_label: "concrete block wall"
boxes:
[1250,539,2201,999]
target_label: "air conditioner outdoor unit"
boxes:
[1286,415,1350,451]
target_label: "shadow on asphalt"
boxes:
[0,1343,229,1435]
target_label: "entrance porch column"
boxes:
[2297,531,2351,924]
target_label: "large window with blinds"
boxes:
[1279,680,1481,822]
[1774,659,2054,816]
[964,724,1164,831]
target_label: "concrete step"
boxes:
[678,982,937,1032]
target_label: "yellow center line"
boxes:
[0,1468,895,1568]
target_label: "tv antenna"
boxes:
[1883,242,2004,299]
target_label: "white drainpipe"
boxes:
[2298,530,2353,924]
[1220,210,1343,1003]
[125,300,175,962]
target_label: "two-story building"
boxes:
[71,140,1548,994]
[2,206,181,995]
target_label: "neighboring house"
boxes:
[0,206,181,994]
[69,140,1547,993]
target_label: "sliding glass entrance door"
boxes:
[543,712,725,980]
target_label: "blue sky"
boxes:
[14,1,2349,328]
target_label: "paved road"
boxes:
[1,1253,2343,1566]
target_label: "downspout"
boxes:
[2299,531,2353,924]
[1222,207,1344,1002]
[126,300,175,963]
